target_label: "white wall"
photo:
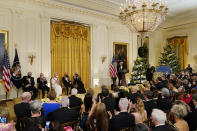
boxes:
[0,0,137,99]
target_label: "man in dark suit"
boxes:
[102,88,116,111]
[109,98,135,131]
[186,93,197,131]
[117,61,125,86]
[69,88,82,108]
[22,72,38,99]
[151,109,172,131]
[62,73,72,95]
[144,91,158,118]
[37,73,49,98]
[73,72,86,93]
[128,86,144,103]
[47,96,78,123]
[155,77,168,90]
[157,88,172,112]
[14,92,32,130]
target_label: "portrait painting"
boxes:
[113,42,129,70]
[0,30,8,80]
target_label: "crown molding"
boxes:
[16,0,120,22]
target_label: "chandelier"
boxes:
[119,0,168,35]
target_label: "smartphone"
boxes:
[46,121,50,130]
[0,116,7,123]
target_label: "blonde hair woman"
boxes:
[171,104,189,131]
[132,98,147,124]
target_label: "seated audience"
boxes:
[24,100,46,131]
[151,109,172,131]
[51,72,62,97]
[0,106,15,131]
[73,72,86,94]
[86,102,108,131]
[157,88,172,112]
[186,93,197,131]
[109,98,135,131]
[171,104,189,131]
[47,96,78,123]
[43,89,61,117]
[69,88,83,108]
[22,72,38,99]
[14,92,31,130]
[132,98,147,124]
[62,73,72,95]
[37,73,49,98]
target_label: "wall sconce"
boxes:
[101,56,106,64]
[28,52,36,65]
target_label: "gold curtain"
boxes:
[51,21,90,89]
[169,36,188,69]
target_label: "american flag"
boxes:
[110,56,118,78]
[2,50,11,93]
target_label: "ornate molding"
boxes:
[17,0,119,22]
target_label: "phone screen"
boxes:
[46,121,50,130]
[0,117,7,123]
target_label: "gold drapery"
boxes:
[51,21,90,89]
[168,36,188,69]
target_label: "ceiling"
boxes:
[52,0,197,29]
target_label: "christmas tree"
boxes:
[130,57,148,84]
[158,43,180,73]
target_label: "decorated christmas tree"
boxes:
[158,43,180,73]
[130,57,148,84]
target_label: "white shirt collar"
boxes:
[155,124,165,127]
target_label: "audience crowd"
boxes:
[0,64,197,131]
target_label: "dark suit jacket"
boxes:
[185,108,197,131]
[14,102,31,118]
[103,96,116,111]
[128,92,144,103]
[37,77,48,88]
[109,112,135,131]
[151,125,172,131]
[117,65,125,79]
[62,77,72,88]
[69,95,83,108]
[144,99,158,118]
[22,76,35,87]
[47,107,78,123]
[157,97,172,112]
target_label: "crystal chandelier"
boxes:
[120,0,168,35]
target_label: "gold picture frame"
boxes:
[0,30,8,82]
[113,42,129,70]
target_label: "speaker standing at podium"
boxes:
[118,61,125,86]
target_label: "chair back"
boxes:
[61,120,79,130]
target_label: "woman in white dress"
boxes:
[51,73,62,96]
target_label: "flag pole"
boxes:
[14,43,19,98]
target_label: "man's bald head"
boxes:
[21,92,31,103]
